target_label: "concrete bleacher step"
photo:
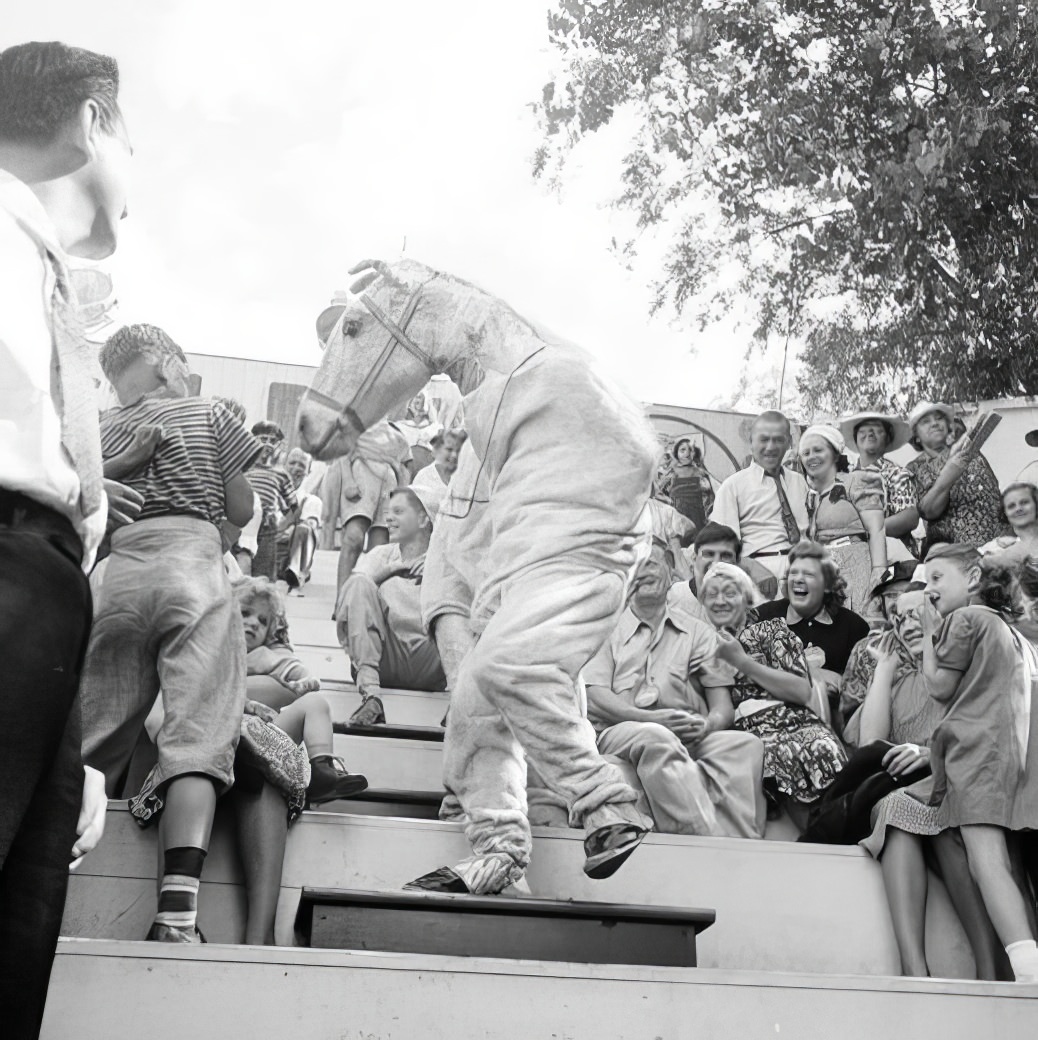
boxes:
[297,886,714,966]
[320,685,449,728]
[64,803,980,978]
[326,787,443,819]
[44,939,1038,1040]
[333,731,444,790]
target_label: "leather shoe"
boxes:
[307,756,369,805]
[583,823,649,880]
[349,695,386,726]
[403,866,470,893]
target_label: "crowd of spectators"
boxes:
[7,39,1038,1040]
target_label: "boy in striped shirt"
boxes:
[80,323,261,942]
[243,421,297,580]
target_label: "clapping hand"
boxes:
[103,479,144,531]
[883,742,930,779]
[244,699,279,724]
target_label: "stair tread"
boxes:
[333,721,444,741]
[298,885,715,925]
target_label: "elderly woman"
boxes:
[704,562,847,818]
[852,590,1007,980]
[839,410,919,559]
[797,424,887,612]
[904,402,1005,555]
[978,483,1038,564]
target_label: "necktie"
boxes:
[49,254,104,515]
[766,469,802,547]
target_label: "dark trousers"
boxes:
[0,502,91,1040]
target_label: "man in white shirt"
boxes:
[0,41,135,1038]
[277,447,322,592]
[336,485,447,724]
[709,410,809,582]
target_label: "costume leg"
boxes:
[0,532,90,1040]
[597,722,720,836]
[444,560,649,892]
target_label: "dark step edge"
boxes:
[297,886,715,929]
[340,788,444,807]
[333,722,444,742]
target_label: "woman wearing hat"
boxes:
[904,402,1005,555]
[839,411,918,558]
[797,425,887,612]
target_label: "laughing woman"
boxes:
[798,424,887,613]
[704,563,847,823]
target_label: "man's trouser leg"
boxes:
[0,527,90,1040]
[443,559,650,893]
[597,722,721,836]
[337,573,446,691]
[285,524,316,584]
[682,731,767,839]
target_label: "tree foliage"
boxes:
[533,0,1038,411]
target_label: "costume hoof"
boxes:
[403,867,470,893]
[583,823,649,880]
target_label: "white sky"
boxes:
[3,1,775,408]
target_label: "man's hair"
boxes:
[693,521,742,558]
[389,486,430,520]
[751,410,791,435]
[251,420,284,441]
[214,397,247,424]
[787,540,848,611]
[99,323,186,381]
[429,432,444,449]
[0,42,121,143]
[924,542,981,572]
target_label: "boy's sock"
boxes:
[153,846,207,933]
[1006,939,1038,983]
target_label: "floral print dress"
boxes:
[731,618,848,804]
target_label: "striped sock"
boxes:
[154,846,206,932]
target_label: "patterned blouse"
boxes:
[731,617,810,708]
[905,449,1006,550]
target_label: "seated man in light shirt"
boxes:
[335,485,447,725]
[583,541,766,838]
[276,446,322,593]
[709,410,809,581]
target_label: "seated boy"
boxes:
[336,485,447,724]
[80,323,260,943]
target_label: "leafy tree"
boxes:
[533,0,1038,412]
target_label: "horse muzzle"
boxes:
[296,391,363,461]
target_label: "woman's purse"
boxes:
[238,714,311,822]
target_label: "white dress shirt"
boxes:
[0,170,106,568]
[709,461,809,557]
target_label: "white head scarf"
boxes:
[799,424,846,456]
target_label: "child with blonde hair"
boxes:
[234,578,366,805]
[923,544,1038,983]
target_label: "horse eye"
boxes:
[342,317,361,337]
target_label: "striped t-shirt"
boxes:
[99,397,262,524]
[246,465,298,524]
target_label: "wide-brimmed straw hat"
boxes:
[906,401,955,432]
[838,411,912,453]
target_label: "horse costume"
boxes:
[298,259,657,894]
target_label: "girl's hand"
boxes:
[714,629,748,667]
[287,677,321,696]
[244,699,279,724]
[883,742,930,778]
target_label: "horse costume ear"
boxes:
[348,258,390,294]
[316,305,347,347]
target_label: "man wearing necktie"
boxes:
[0,42,138,1039]
[708,411,809,587]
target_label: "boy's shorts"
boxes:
[80,516,246,801]
[340,458,394,527]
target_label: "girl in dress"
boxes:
[922,544,1038,983]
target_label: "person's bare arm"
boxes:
[702,685,735,735]
[885,505,919,538]
[224,473,255,529]
[917,442,969,521]
[921,602,964,703]
[857,652,898,744]
[714,630,813,706]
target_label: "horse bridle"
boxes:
[306,286,435,458]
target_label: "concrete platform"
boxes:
[63,804,981,978]
[43,939,1037,1040]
